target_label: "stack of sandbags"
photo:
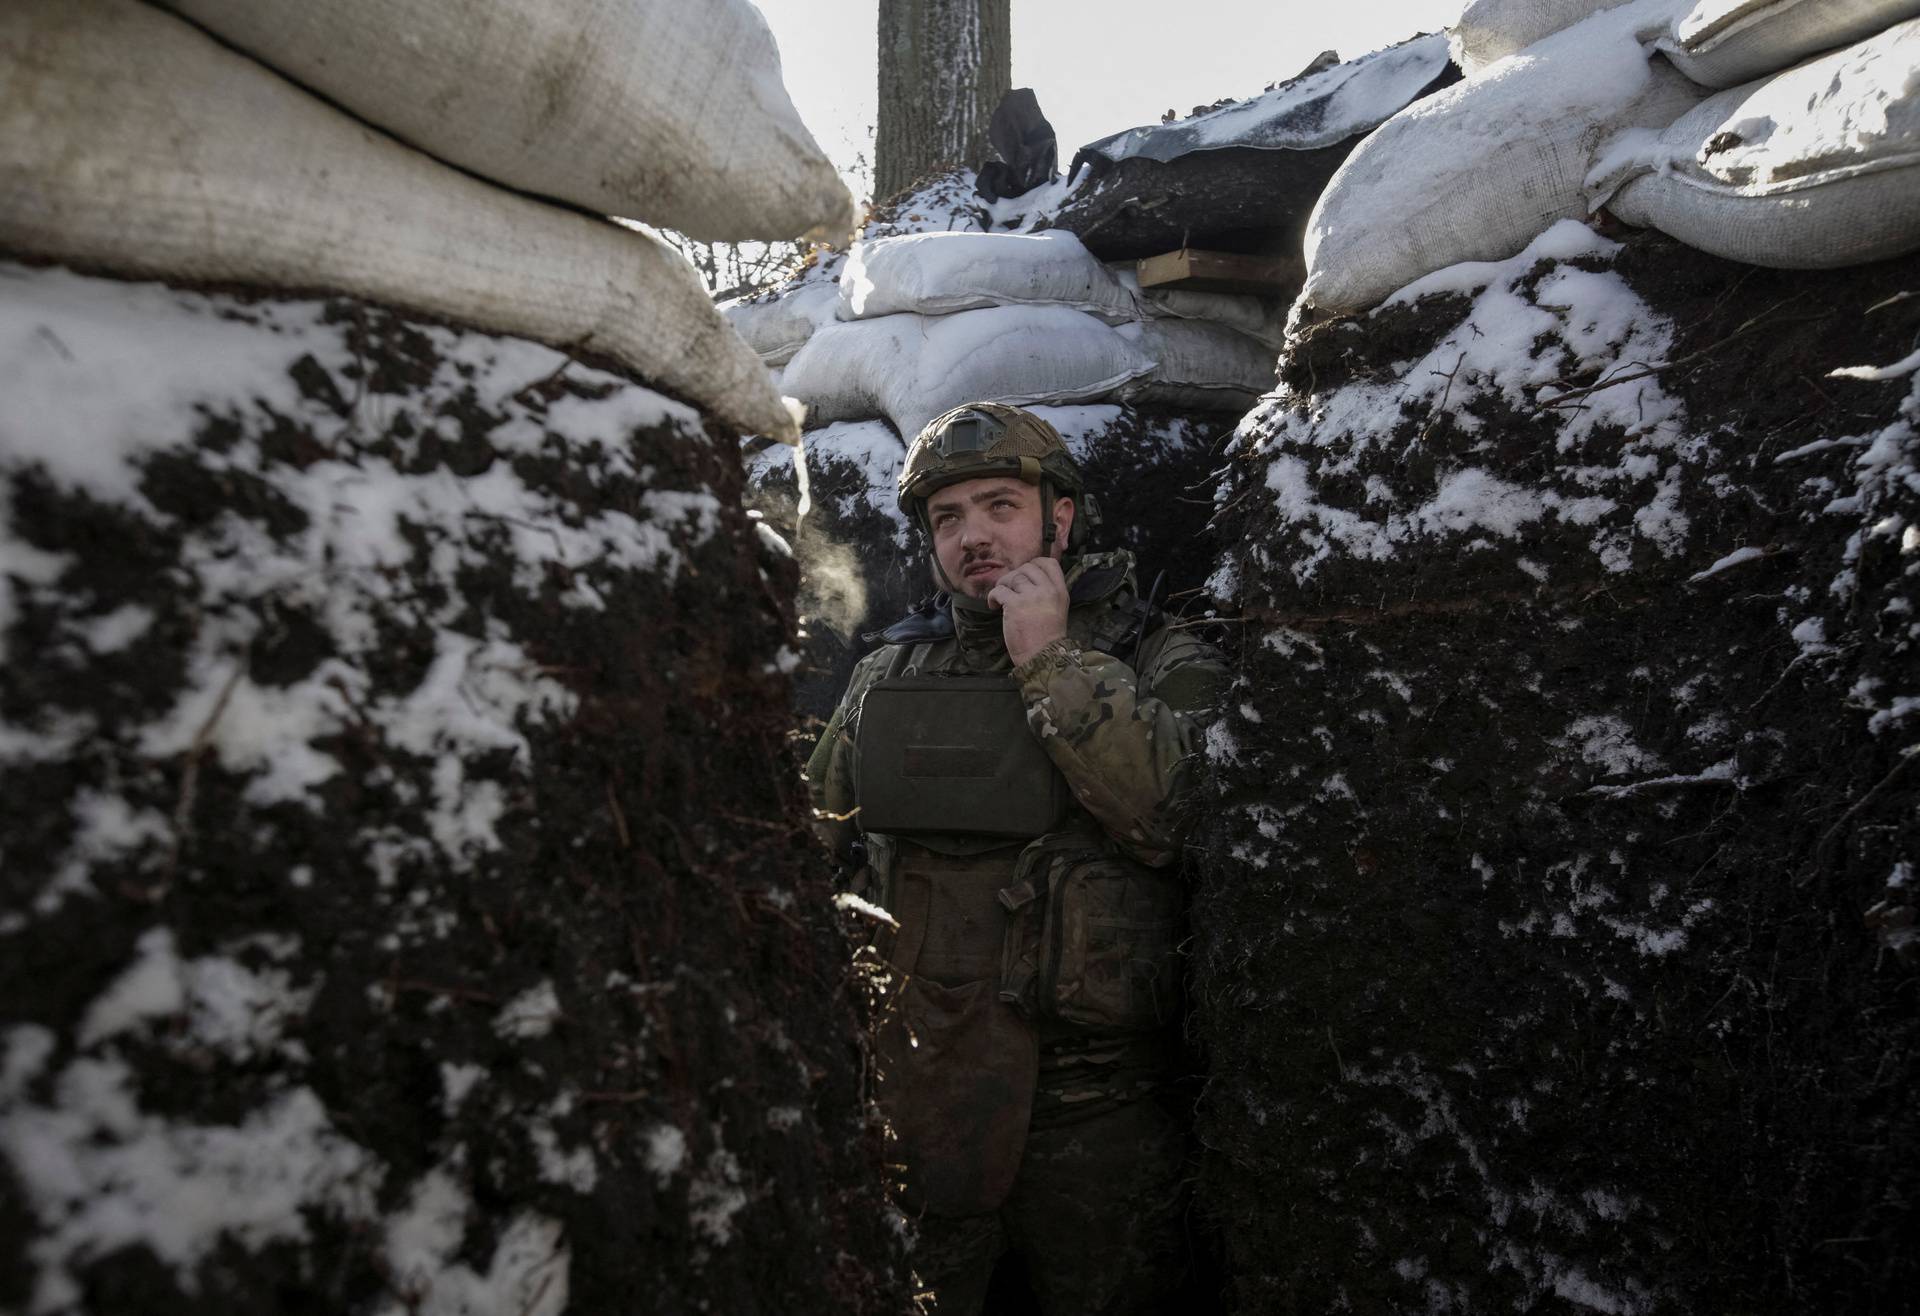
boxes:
[1197,215,1920,1310]
[1592,11,1920,268]
[1304,0,1706,314]
[1309,0,1920,314]
[0,3,907,1310]
[156,0,852,244]
[774,229,1280,437]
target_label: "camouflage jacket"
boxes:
[804,550,1227,869]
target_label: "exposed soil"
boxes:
[0,285,912,1314]
[1194,234,1920,1314]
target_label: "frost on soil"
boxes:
[1197,232,1920,1312]
[0,264,906,1314]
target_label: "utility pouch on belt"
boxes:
[999,838,1184,1033]
[855,676,1068,839]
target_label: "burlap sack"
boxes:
[838,231,1141,324]
[1654,0,1920,88]
[1,0,796,443]
[1450,0,1636,75]
[1118,320,1279,412]
[162,0,852,244]
[781,307,1155,438]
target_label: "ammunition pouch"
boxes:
[998,836,1185,1033]
[854,674,1068,840]
[872,839,1037,1217]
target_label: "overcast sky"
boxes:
[755,0,1466,202]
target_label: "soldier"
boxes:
[805,403,1228,1315]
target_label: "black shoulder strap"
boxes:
[1120,571,1167,667]
[863,594,955,646]
[1084,571,1165,666]
[881,640,916,683]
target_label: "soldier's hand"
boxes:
[988,557,1070,666]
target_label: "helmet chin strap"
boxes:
[918,504,961,595]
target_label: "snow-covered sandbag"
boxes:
[1654,0,1920,88]
[159,0,851,244]
[1593,18,1920,268]
[723,281,842,367]
[837,231,1140,323]
[1450,0,1637,75]
[0,0,797,443]
[781,306,1155,438]
[1304,2,1707,315]
[1117,320,1278,412]
[1113,269,1287,349]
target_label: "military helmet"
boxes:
[897,403,1096,550]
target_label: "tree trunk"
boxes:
[875,0,1011,203]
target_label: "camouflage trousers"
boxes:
[910,1033,1192,1316]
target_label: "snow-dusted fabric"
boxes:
[160,0,852,244]
[1304,3,1706,315]
[723,281,842,367]
[1449,0,1638,75]
[780,308,1155,439]
[1112,270,1287,349]
[0,0,796,443]
[1654,0,1920,88]
[1117,321,1278,412]
[837,232,1140,324]
[1594,18,1920,268]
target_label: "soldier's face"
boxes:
[926,477,1074,598]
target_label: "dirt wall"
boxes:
[1195,233,1919,1314]
[0,265,910,1315]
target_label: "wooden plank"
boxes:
[1135,247,1299,295]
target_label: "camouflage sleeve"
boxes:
[802,696,859,862]
[802,647,893,863]
[1013,625,1228,868]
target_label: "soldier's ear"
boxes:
[1051,496,1075,553]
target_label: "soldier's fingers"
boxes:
[998,567,1037,594]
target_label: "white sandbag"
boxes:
[160,0,852,244]
[723,282,842,367]
[1304,1,1707,315]
[838,231,1141,324]
[781,307,1155,439]
[1654,0,1920,88]
[1592,18,1920,268]
[1117,321,1278,412]
[1450,0,1638,75]
[1111,268,1288,349]
[0,0,796,443]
